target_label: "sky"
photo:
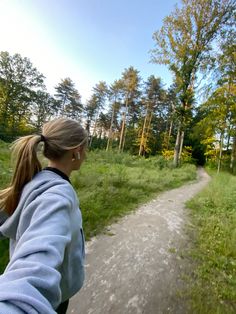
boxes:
[0,0,179,102]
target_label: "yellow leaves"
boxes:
[201,137,217,146]
[162,146,192,162]
[162,149,174,160]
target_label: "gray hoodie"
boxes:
[0,170,85,313]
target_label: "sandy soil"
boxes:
[68,167,211,314]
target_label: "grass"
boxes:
[0,140,12,187]
[0,141,11,275]
[0,142,197,274]
[186,171,236,314]
[72,150,197,239]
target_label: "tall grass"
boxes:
[0,141,11,275]
[72,150,197,238]
[186,172,236,314]
[0,144,197,274]
[0,140,12,187]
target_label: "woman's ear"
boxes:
[72,151,80,161]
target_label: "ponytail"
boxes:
[0,135,42,215]
[0,118,87,215]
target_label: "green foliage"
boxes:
[0,51,45,140]
[151,0,235,166]
[31,90,56,131]
[186,172,236,313]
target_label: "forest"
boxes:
[0,0,235,173]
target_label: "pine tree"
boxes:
[54,78,83,120]
[119,66,141,152]
[106,79,123,151]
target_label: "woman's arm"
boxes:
[0,193,73,314]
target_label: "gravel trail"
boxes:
[68,168,211,314]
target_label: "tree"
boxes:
[106,79,123,151]
[163,85,179,150]
[194,81,236,172]
[139,76,166,156]
[0,51,45,139]
[216,28,236,172]
[84,94,98,136]
[151,0,235,166]
[30,90,56,131]
[119,66,141,152]
[54,78,83,119]
[88,81,108,147]
[97,112,110,139]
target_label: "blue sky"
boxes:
[0,0,179,102]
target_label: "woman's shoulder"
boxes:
[22,170,78,207]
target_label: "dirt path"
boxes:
[68,168,211,314]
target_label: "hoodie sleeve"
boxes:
[0,210,9,238]
[0,192,73,314]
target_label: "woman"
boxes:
[0,118,87,313]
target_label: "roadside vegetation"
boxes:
[186,171,236,314]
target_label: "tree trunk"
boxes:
[230,135,236,174]
[144,111,153,154]
[122,124,127,152]
[173,125,181,167]
[139,105,148,156]
[166,119,173,150]
[217,131,224,174]
[89,114,98,147]
[106,105,115,151]
[226,124,231,152]
[178,130,185,165]
[119,111,126,152]
[173,101,187,167]
[122,103,131,152]
[119,98,128,152]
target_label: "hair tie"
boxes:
[40,134,46,142]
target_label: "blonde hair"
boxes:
[0,118,87,215]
